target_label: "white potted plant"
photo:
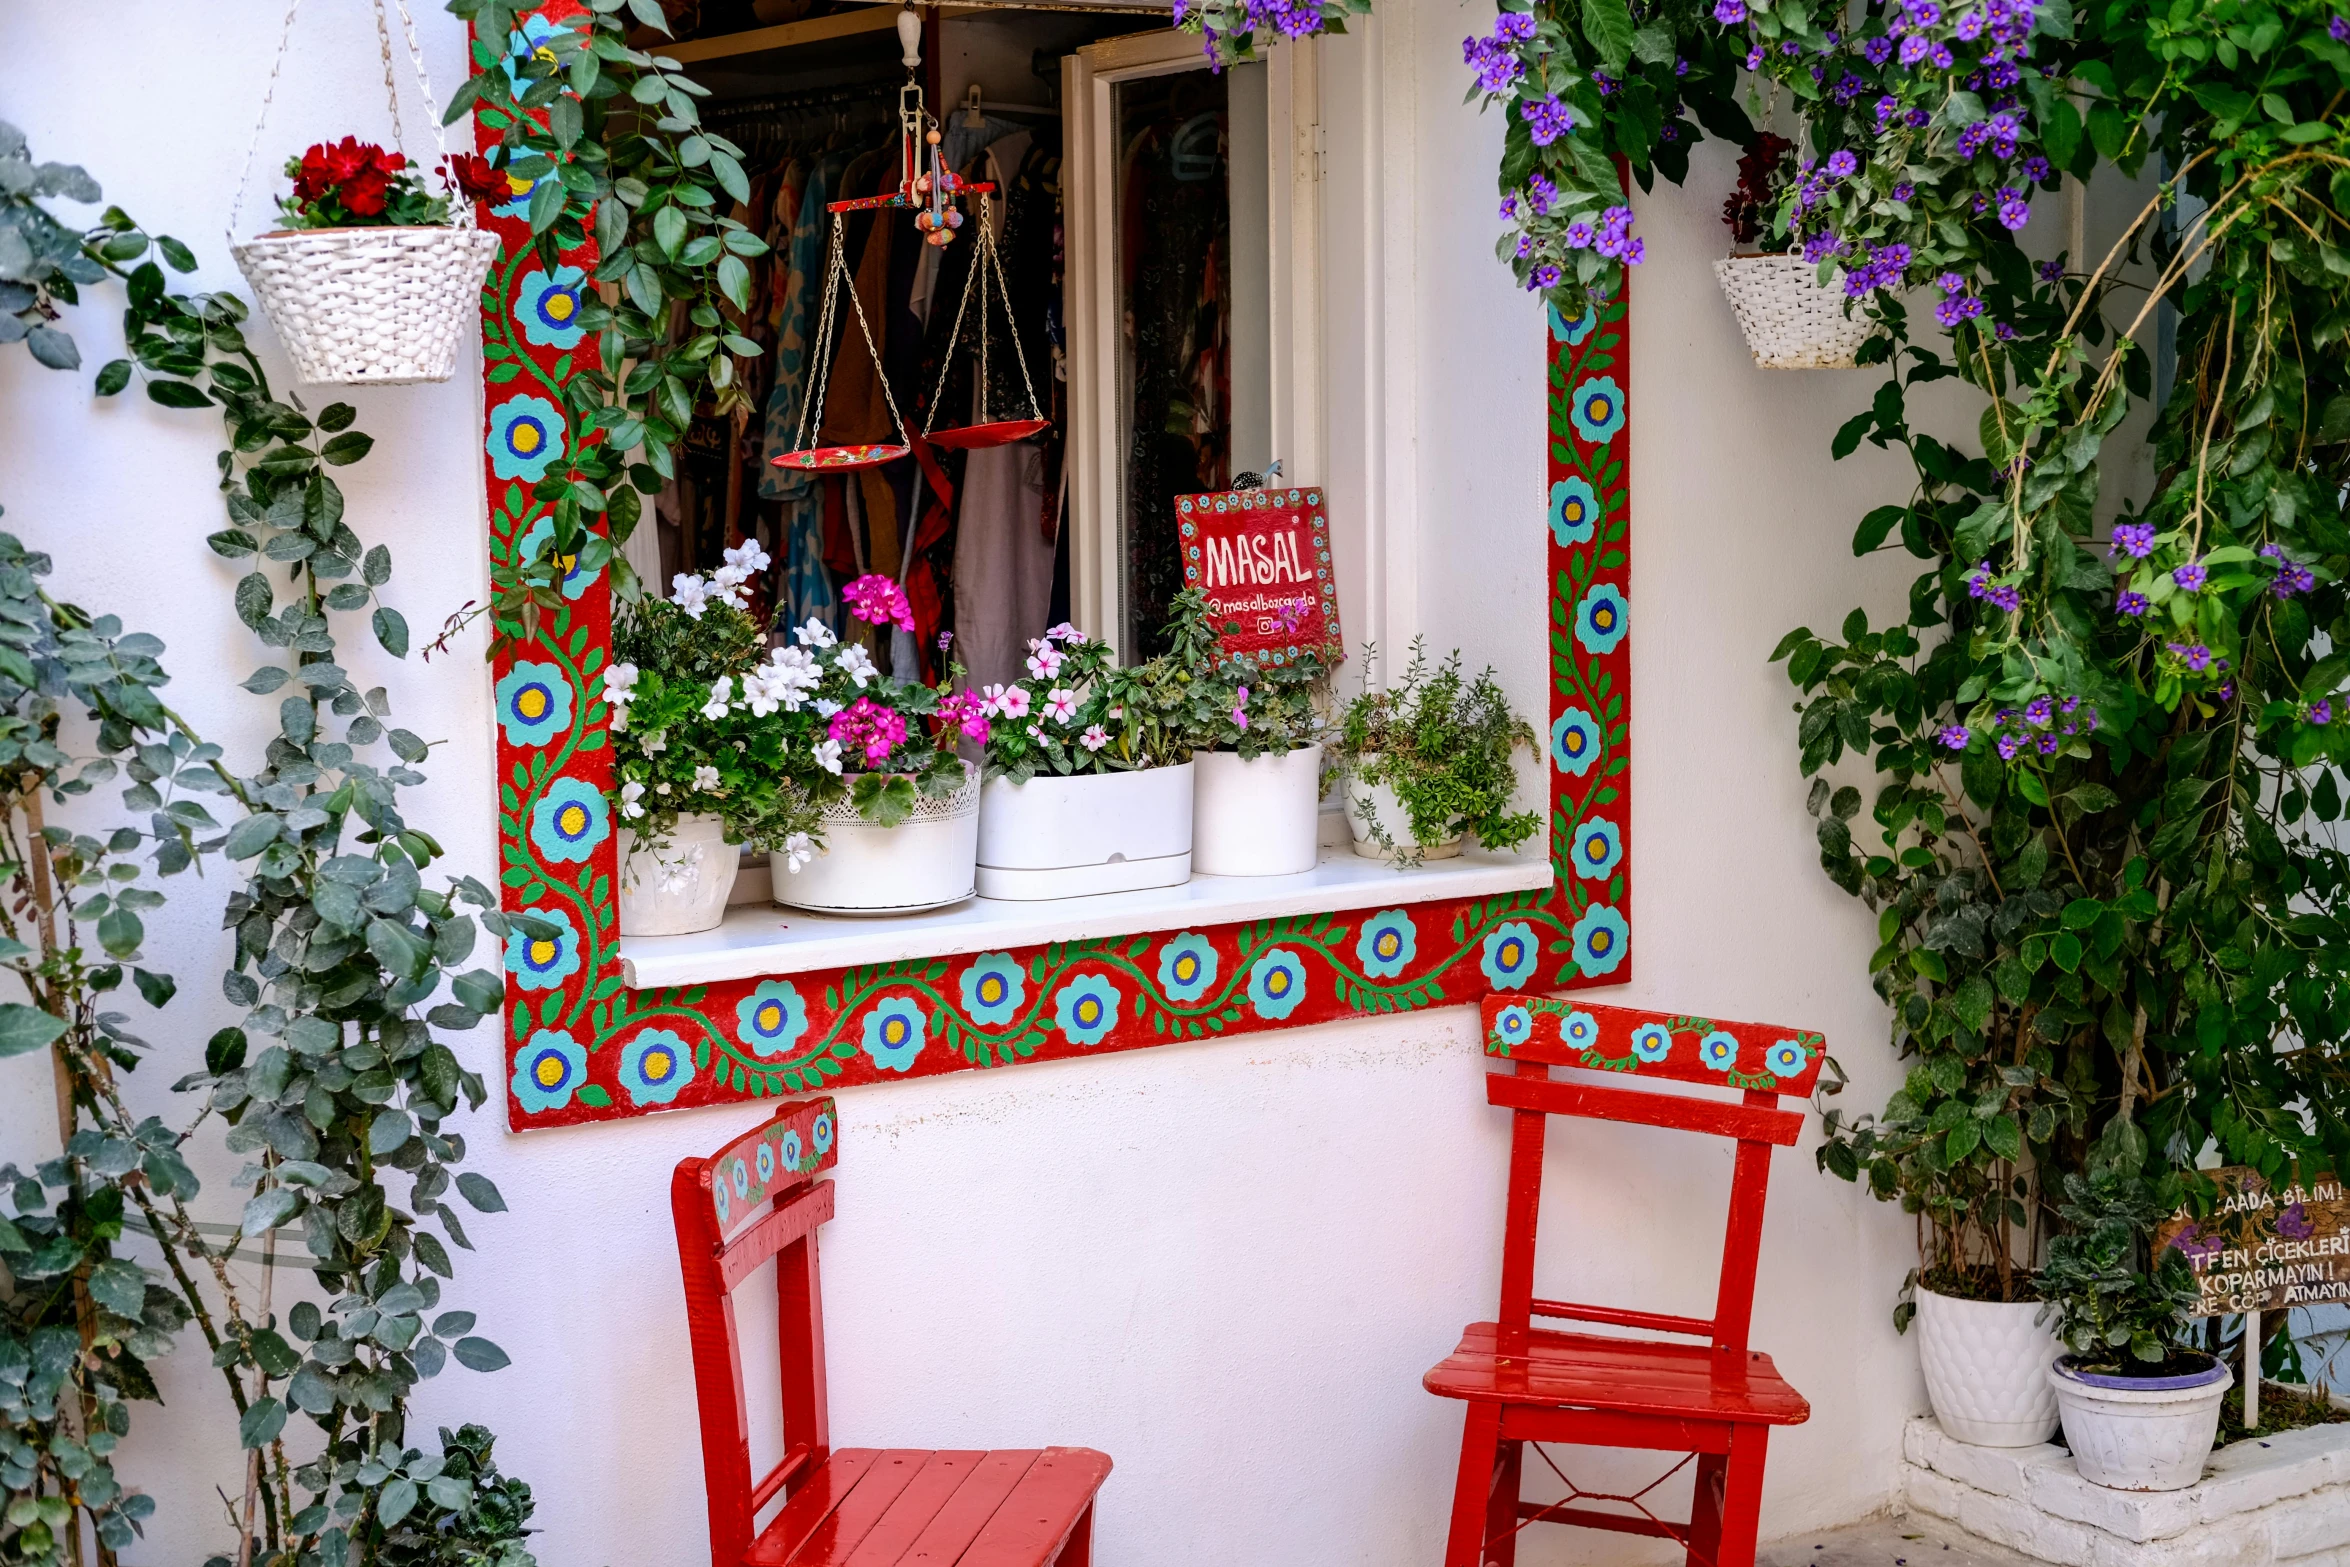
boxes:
[763,575,984,915]
[1913,1279,2062,1448]
[1182,601,1331,877]
[1334,641,1540,867]
[973,596,1217,900]
[1712,133,1878,370]
[2039,1148,2228,1490]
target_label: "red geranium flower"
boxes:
[443,153,505,203]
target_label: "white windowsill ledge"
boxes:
[618,846,1554,989]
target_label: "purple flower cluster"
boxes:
[2311,699,2336,726]
[1966,566,2021,612]
[2037,259,2065,283]
[2173,561,2207,592]
[1996,186,2032,231]
[1462,28,1523,94]
[2262,544,2317,598]
[1892,181,1917,202]
[1521,94,1574,146]
[2334,15,2350,41]
[1826,149,1860,178]
[2165,641,2214,673]
[1934,272,1986,328]
[2116,590,2149,617]
[1984,693,2093,760]
[1713,0,1748,19]
[1844,241,1911,297]
[1526,173,1557,216]
[1562,205,1642,264]
[2109,522,2155,558]
[1937,724,1972,751]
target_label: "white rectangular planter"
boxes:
[1193,744,1322,876]
[976,762,1193,900]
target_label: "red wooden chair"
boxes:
[673,1097,1112,1566]
[1425,997,1828,1567]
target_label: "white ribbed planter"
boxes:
[618,814,741,937]
[976,762,1193,899]
[1342,754,1460,862]
[1713,253,1875,369]
[2049,1355,2231,1492]
[233,226,500,385]
[773,765,978,914]
[1915,1287,2062,1447]
[1193,744,1322,876]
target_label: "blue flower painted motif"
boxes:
[489,394,566,482]
[960,953,1026,1026]
[1549,302,1598,345]
[1480,922,1539,990]
[1571,818,1624,881]
[1356,909,1417,980]
[728,1158,752,1199]
[516,263,587,350]
[1157,933,1219,1003]
[1576,584,1628,656]
[1764,1038,1813,1079]
[1571,904,1629,978]
[1055,974,1121,1046]
[1571,375,1627,444]
[779,1129,804,1170]
[511,1029,587,1114]
[530,777,608,864]
[736,980,807,1059]
[811,1109,834,1155]
[501,13,575,93]
[1560,1009,1600,1050]
[713,1178,732,1225]
[619,1028,692,1106]
[1549,477,1600,547]
[1552,707,1604,777]
[517,514,601,602]
[862,998,926,1072]
[1492,1003,1534,1051]
[755,1141,777,1183]
[1698,1031,1740,1072]
[1247,948,1310,1020]
[503,906,580,992]
[495,659,572,746]
[1630,1023,1674,1063]
[489,166,542,221]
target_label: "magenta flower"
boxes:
[842,573,916,632]
[827,696,910,767]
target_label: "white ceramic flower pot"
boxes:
[1193,744,1322,876]
[1342,754,1460,861]
[2049,1354,2230,1491]
[976,762,1193,899]
[1914,1287,2062,1447]
[618,813,741,936]
[773,765,979,914]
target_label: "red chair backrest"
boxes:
[673,1097,842,1566]
[1478,996,1826,1369]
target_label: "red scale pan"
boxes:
[919,185,1047,452]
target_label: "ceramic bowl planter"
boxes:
[1193,744,1322,876]
[1914,1287,2062,1447]
[1713,254,1875,369]
[774,764,980,914]
[618,814,741,937]
[1342,754,1460,862]
[977,762,1194,899]
[2048,1353,2231,1490]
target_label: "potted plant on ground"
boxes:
[974,595,1217,899]
[1711,132,1875,370]
[1334,641,1539,866]
[764,573,986,914]
[1186,612,1332,877]
[2040,1129,2224,1491]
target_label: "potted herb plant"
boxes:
[233,134,504,385]
[2040,1132,2225,1491]
[1182,598,1332,876]
[1711,132,1875,370]
[766,574,985,914]
[1335,641,1539,866]
[975,596,1219,899]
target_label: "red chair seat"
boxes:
[1425,1323,1809,1426]
[748,1447,1112,1566]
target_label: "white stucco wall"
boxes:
[0,3,1969,1563]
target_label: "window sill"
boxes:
[618,845,1554,989]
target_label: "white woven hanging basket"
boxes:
[1713,253,1875,370]
[228,0,499,386]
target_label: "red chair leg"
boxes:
[1685,1453,1726,1567]
[1712,1428,1770,1567]
[1055,1501,1094,1567]
[1444,1404,1508,1567]
[1484,1435,1523,1567]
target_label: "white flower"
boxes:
[812,738,843,775]
[620,779,647,819]
[671,573,713,618]
[992,685,1031,719]
[655,781,672,794]
[1080,724,1109,752]
[1042,687,1079,724]
[781,831,816,873]
[692,764,721,792]
[741,645,820,718]
[602,662,640,704]
[708,565,751,611]
[813,698,842,718]
[608,704,629,733]
[1025,643,1065,680]
[643,731,667,753]
[700,676,734,721]
[793,618,837,649]
[722,538,772,576]
[836,645,878,688]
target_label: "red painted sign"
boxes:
[1175,486,1343,663]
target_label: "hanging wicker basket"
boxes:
[227,0,498,386]
[1713,253,1875,369]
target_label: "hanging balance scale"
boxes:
[770,70,1047,472]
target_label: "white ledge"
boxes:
[618,846,1553,988]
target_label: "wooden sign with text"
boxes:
[1175,486,1343,664]
[2154,1166,2350,1316]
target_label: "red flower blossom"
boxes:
[290,137,407,216]
[443,153,505,203]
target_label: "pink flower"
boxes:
[827,696,909,767]
[1232,684,1250,730]
[1045,622,1087,644]
[1080,724,1109,751]
[1043,687,1080,723]
[988,684,1031,720]
[842,573,916,632]
[1025,642,1065,680]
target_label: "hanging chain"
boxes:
[916,190,1043,436]
[981,189,1042,420]
[920,192,986,435]
[795,221,850,453]
[838,230,912,445]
